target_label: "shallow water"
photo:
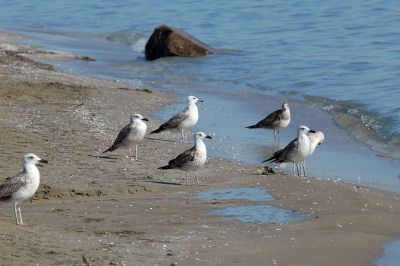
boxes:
[211,205,309,224]
[198,187,308,224]
[374,240,400,266]
[157,92,400,193]
[198,187,274,201]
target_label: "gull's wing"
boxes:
[247,108,282,129]
[259,109,283,127]
[0,172,26,201]
[151,109,190,133]
[167,146,196,169]
[264,138,299,163]
[103,123,131,153]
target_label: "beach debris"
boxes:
[262,166,276,175]
[145,24,214,60]
[78,55,95,61]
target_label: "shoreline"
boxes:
[1,30,400,265]
[7,26,399,190]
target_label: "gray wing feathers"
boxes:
[151,109,190,134]
[163,111,190,129]
[103,124,131,152]
[278,139,299,161]
[266,138,298,163]
[113,124,131,146]
[260,109,283,127]
[168,147,196,168]
[0,172,26,200]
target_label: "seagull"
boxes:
[158,131,212,185]
[103,113,148,160]
[150,96,203,142]
[299,130,325,176]
[263,125,312,176]
[0,153,48,225]
[246,102,291,142]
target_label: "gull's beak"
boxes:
[205,135,212,139]
[142,118,149,122]
[308,129,316,133]
[39,159,48,164]
[198,99,204,103]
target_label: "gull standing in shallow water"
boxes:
[158,131,212,185]
[150,96,203,142]
[246,102,291,142]
[0,153,48,225]
[263,125,312,176]
[103,113,148,160]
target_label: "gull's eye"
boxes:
[28,156,34,159]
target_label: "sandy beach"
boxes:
[1,31,400,266]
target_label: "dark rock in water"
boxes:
[145,24,214,61]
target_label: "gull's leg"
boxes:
[14,202,19,225]
[302,161,306,177]
[185,172,189,185]
[292,163,296,175]
[295,164,300,176]
[299,162,303,177]
[195,171,199,185]
[181,130,185,142]
[135,144,138,161]
[277,130,280,142]
[18,206,23,225]
[273,130,277,143]
[128,147,132,160]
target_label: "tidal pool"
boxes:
[198,187,309,224]
[197,187,274,201]
[211,205,309,224]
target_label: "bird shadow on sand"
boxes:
[87,154,119,160]
[143,180,183,186]
[145,136,187,144]
[143,180,208,186]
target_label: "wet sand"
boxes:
[1,31,400,266]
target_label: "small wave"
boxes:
[303,95,400,161]
[130,37,147,53]
[106,29,148,48]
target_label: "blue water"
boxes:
[374,239,400,266]
[1,1,399,139]
[211,205,309,224]
[197,187,308,224]
[198,187,274,201]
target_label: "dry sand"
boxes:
[1,31,400,266]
